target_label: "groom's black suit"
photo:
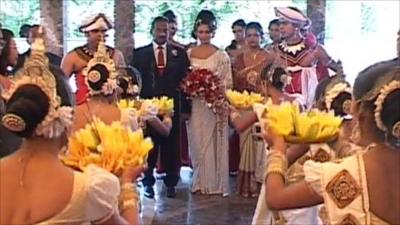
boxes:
[131,43,190,188]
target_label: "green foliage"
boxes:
[360,2,377,34]
[0,0,40,36]
[135,0,251,41]
[66,0,113,38]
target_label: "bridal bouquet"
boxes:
[226,89,264,109]
[60,118,153,176]
[263,102,343,143]
[181,68,227,114]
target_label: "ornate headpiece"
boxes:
[374,80,400,132]
[195,18,217,30]
[275,7,311,29]
[264,66,292,87]
[117,66,141,96]
[79,13,113,33]
[359,67,400,147]
[1,26,73,138]
[323,76,352,114]
[83,41,118,96]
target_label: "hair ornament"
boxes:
[101,78,118,96]
[2,113,26,132]
[118,76,140,95]
[374,80,400,132]
[87,70,101,83]
[324,82,352,110]
[342,99,352,115]
[392,121,400,139]
[83,40,118,96]
[2,26,73,138]
[264,66,291,87]
[195,18,217,29]
[196,19,202,26]
[280,73,292,86]
[116,67,142,96]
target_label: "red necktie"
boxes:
[157,45,165,75]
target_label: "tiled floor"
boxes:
[140,167,258,225]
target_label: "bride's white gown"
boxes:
[187,49,232,195]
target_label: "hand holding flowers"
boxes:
[181,68,228,114]
[60,118,154,177]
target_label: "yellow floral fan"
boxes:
[117,99,142,110]
[117,96,174,116]
[117,99,136,109]
[226,90,264,109]
[151,96,174,116]
[263,102,343,143]
[60,117,153,176]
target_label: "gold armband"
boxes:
[265,151,288,182]
[119,182,140,213]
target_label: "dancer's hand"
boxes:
[121,165,147,183]
[263,125,286,154]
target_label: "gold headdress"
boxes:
[1,26,73,138]
[83,41,118,96]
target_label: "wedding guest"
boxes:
[132,16,190,198]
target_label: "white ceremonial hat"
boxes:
[79,13,113,33]
[275,7,311,29]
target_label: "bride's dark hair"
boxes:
[191,10,217,39]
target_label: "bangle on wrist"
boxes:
[265,151,288,182]
[119,182,140,213]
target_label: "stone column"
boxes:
[114,0,135,64]
[40,0,63,56]
[307,0,326,44]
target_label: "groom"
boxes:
[131,16,190,198]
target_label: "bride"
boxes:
[186,10,233,196]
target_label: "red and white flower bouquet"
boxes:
[181,68,228,114]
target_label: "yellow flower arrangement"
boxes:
[263,102,343,143]
[151,96,174,116]
[117,96,174,116]
[117,99,143,110]
[226,89,264,109]
[117,99,136,109]
[60,118,153,176]
[265,101,298,136]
